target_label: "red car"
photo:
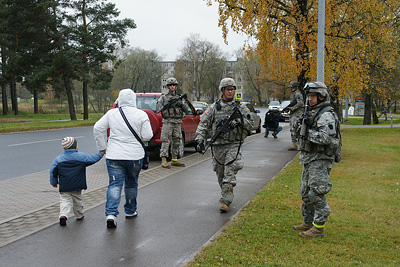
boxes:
[112,93,202,157]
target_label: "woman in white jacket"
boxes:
[93,89,153,228]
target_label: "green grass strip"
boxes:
[186,128,400,266]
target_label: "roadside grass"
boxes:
[186,128,400,267]
[0,111,103,133]
[343,114,399,126]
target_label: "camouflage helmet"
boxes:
[166,77,178,86]
[304,81,330,98]
[289,81,300,88]
[219,78,236,91]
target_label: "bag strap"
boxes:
[119,107,146,151]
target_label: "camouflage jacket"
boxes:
[156,92,188,123]
[299,104,340,165]
[289,90,304,117]
[195,99,254,145]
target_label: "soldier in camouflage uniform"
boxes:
[292,81,341,238]
[286,81,304,151]
[195,78,254,213]
[156,77,188,168]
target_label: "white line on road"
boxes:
[8,136,85,147]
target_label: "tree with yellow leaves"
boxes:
[205,0,400,122]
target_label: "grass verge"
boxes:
[186,127,400,266]
[0,112,103,133]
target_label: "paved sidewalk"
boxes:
[0,133,264,248]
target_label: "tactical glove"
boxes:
[229,118,241,128]
[196,140,205,153]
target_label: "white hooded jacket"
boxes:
[93,89,153,160]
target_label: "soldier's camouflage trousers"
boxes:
[289,115,300,143]
[300,159,333,223]
[160,122,182,158]
[212,144,244,206]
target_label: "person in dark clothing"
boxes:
[50,137,104,226]
[263,110,286,138]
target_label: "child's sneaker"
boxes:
[76,216,85,220]
[59,216,67,226]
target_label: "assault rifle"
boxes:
[202,107,241,154]
[297,95,309,150]
[157,93,187,114]
[282,99,296,112]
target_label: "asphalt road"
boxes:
[0,107,268,182]
[0,127,100,181]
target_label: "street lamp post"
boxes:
[317,0,325,83]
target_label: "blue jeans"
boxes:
[264,126,282,137]
[105,159,143,216]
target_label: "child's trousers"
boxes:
[59,190,84,219]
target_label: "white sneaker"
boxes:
[106,215,117,228]
[125,211,138,219]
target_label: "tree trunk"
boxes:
[2,84,8,115]
[363,93,372,125]
[330,85,342,122]
[33,89,39,114]
[63,74,77,120]
[83,80,89,120]
[10,78,18,115]
[372,101,379,124]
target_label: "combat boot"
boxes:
[292,222,313,231]
[161,157,171,169]
[299,224,325,238]
[219,203,229,213]
[288,142,298,151]
[171,156,185,167]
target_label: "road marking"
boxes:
[8,136,85,147]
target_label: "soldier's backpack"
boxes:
[314,105,342,163]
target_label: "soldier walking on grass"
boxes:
[292,82,341,238]
[195,78,254,213]
[156,77,188,168]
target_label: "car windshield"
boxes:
[269,101,280,106]
[136,96,158,112]
[246,103,256,112]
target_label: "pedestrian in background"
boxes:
[286,81,304,151]
[292,82,341,238]
[156,77,189,168]
[195,78,254,213]
[262,109,286,138]
[93,89,153,228]
[50,137,104,226]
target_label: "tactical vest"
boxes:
[161,94,185,119]
[302,105,342,162]
[211,100,249,144]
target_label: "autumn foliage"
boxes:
[206,0,400,100]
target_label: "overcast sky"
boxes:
[109,0,248,61]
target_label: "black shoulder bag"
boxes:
[119,107,149,170]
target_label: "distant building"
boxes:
[160,60,244,101]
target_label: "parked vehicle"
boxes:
[191,101,208,114]
[112,93,201,157]
[268,100,280,110]
[242,102,262,134]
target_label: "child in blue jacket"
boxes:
[50,137,103,226]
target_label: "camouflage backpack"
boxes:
[314,105,342,163]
